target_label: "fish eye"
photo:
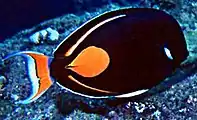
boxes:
[164,47,173,60]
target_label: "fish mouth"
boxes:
[65,65,77,69]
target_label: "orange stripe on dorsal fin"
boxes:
[66,46,110,77]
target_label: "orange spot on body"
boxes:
[67,46,110,77]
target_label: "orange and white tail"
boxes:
[3,51,53,104]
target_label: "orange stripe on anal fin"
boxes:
[66,46,110,77]
[68,75,113,93]
[27,53,53,100]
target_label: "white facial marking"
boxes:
[164,47,173,60]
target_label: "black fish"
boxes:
[3,8,188,104]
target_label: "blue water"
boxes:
[0,0,141,41]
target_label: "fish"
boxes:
[3,8,189,104]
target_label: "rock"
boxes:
[108,110,117,118]
[0,100,13,117]
[29,27,59,44]
[134,102,146,113]
[40,30,48,40]
[29,32,40,44]
[0,76,6,89]
[46,28,59,42]
[11,94,19,101]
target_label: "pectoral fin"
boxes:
[67,46,110,77]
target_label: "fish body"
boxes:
[3,8,188,104]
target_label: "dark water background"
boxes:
[0,0,141,41]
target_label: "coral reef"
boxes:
[0,0,197,120]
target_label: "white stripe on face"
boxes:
[65,14,126,56]
[54,10,127,55]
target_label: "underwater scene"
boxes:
[0,0,197,119]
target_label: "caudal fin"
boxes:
[3,51,53,104]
